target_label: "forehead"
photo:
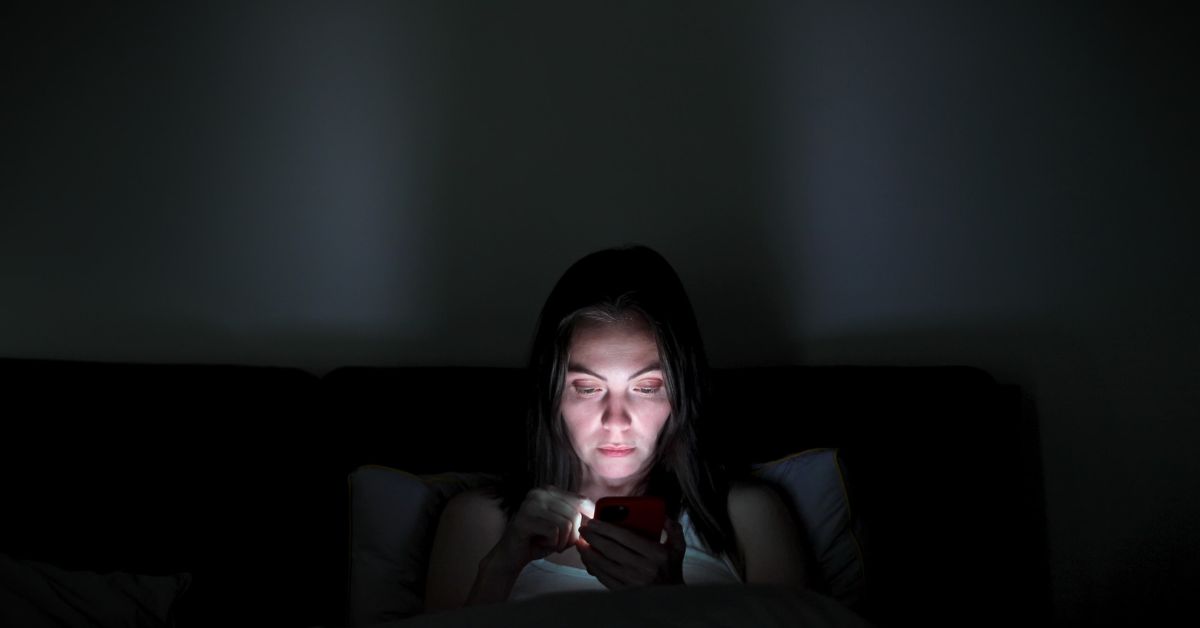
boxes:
[568,316,658,356]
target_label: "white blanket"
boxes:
[372,584,872,628]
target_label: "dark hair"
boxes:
[495,243,743,576]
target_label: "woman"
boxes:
[424,244,811,611]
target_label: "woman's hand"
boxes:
[495,485,596,569]
[577,516,687,589]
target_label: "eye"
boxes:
[572,384,660,398]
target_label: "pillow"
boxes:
[0,553,192,628]
[348,466,500,627]
[348,450,864,626]
[749,448,866,610]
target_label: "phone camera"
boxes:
[599,505,629,523]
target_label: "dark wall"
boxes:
[3,2,1195,626]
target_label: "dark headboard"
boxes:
[1,358,1048,627]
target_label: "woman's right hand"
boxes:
[495,485,596,569]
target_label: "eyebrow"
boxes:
[566,362,662,381]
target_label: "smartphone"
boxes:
[593,495,666,542]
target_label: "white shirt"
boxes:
[508,508,742,602]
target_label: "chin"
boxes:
[594,458,643,475]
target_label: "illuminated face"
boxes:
[561,313,672,491]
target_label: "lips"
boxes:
[598,446,635,457]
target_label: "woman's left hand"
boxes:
[576,517,686,589]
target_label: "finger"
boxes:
[539,495,592,545]
[526,512,566,553]
[528,493,578,535]
[537,502,578,544]
[584,519,659,556]
[579,543,631,590]
[576,497,596,520]
[580,524,644,566]
[542,512,576,553]
[522,490,570,551]
[552,518,571,553]
[538,493,588,529]
[528,521,557,561]
[542,486,596,520]
[541,496,578,521]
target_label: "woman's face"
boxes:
[561,314,672,491]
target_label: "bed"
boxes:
[0,359,1049,627]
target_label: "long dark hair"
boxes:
[495,243,743,576]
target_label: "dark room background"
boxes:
[3,1,1195,626]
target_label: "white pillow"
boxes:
[347,466,499,627]
[348,449,864,626]
[750,448,865,609]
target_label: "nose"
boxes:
[601,392,632,430]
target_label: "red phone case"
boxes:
[593,496,666,542]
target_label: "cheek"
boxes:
[643,404,672,439]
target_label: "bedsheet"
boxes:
[364,584,872,628]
